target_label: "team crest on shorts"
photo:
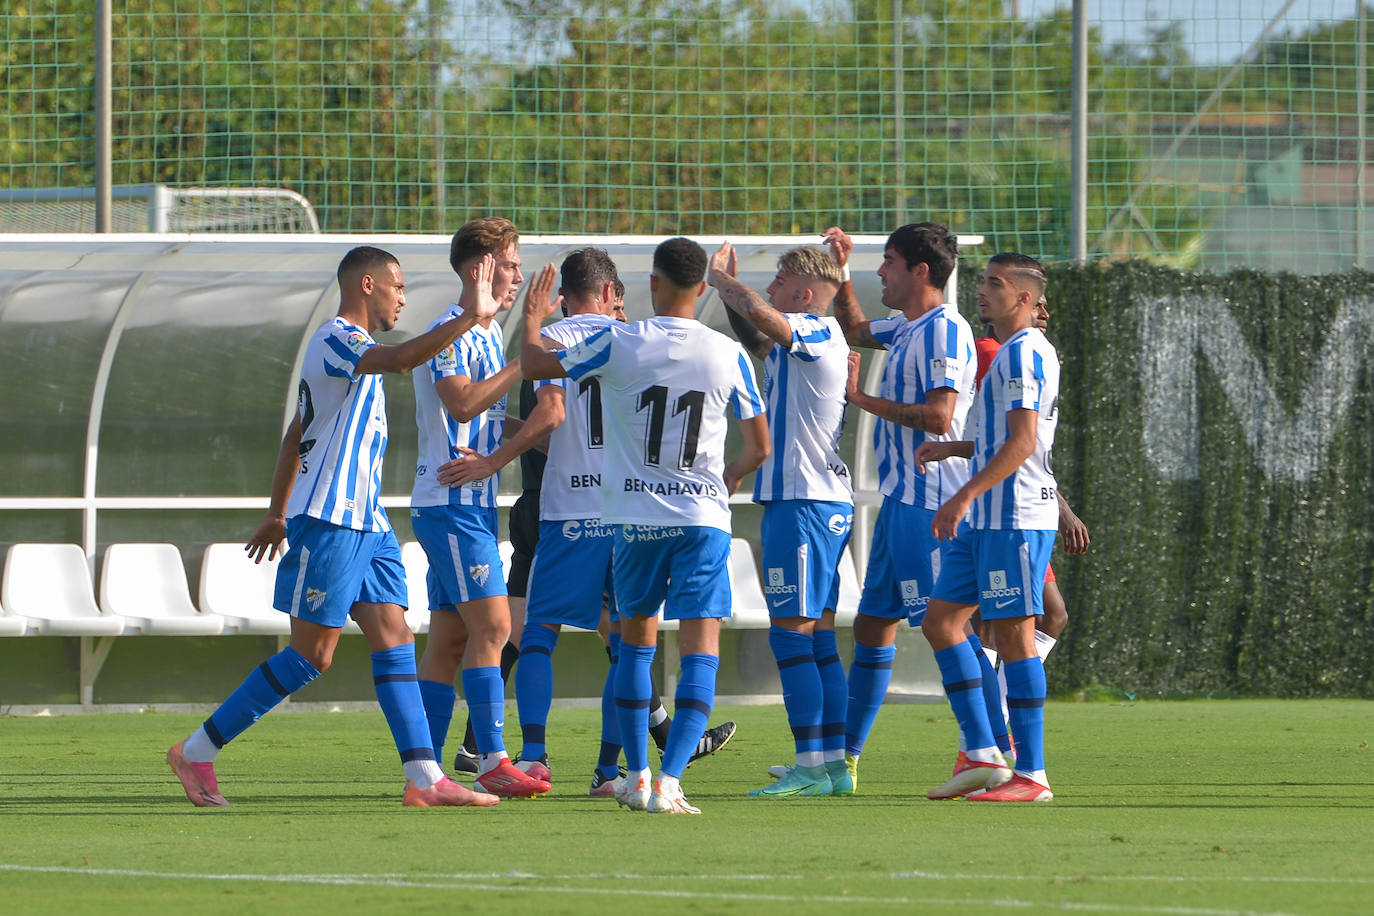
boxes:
[468,563,491,587]
[305,587,327,612]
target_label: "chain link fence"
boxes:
[3,1,1370,270]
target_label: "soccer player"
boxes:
[166,246,500,809]
[489,248,621,787]
[823,223,978,794]
[706,240,854,798]
[916,252,1061,802]
[974,296,1090,665]
[966,296,1090,770]
[522,237,769,814]
[411,217,550,798]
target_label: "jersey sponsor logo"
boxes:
[562,519,613,542]
[623,478,719,497]
[982,568,1023,601]
[621,525,685,543]
[827,513,853,536]
[569,474,601,488]
[469,563,491,586]
[900,578,927,608]
[1006,376,1039,400]
[344,498,355,512]
[827,462,851,478]
[306,587,327,612]
[345,331,370,354]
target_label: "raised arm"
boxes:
[434,359,523,423]
[357,253,499,375]
[520,264,570,380]
[822,227,881,349]
[707,241,790,358]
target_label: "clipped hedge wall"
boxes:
[972,261,1374,697]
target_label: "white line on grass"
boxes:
[892,870,1374,886]
[0,864,1308,914]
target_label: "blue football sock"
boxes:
[417,679,455,763]
[598,633,623,776]
[812,628,848,758]
[514,623,559,761]
[1004,656,1047,773]
[661,653,719,778]
[769,626,824,764]
[460,665,506,756]
[202,646,320,748]
[371,645,436,765]
[844,642,895,756]
[934,641,995,753]
[614,642,656,772]
[966,632,1012,754]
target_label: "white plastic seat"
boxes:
[0,605,30,636]
[198,543,291,635]
[833,547,863,627]
[101,543,225,635]
[2,543,126,636]
[499,539,515,581]
[400,541,432,634]
[198,542,366,635]
[725,538,771,628]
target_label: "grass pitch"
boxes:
[1,699,1370,915]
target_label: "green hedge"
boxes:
[969,262,1374,697]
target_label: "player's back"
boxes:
[539,312,615,520]
[563,316,763,532]
[754,313,851,504]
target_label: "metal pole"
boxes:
[429,0,446,230]
[1357,1,1368,269]
[95,0,112,232]
[893,0,906,225]
[1070,0,1088,261]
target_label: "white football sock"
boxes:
[181,726,219,763]
[404,759,445,789]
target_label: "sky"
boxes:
[1017,0,1365,62]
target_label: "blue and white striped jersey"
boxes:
[285,317,391,532]
[411,309,508,508]
[752,313,852,505]
[558,316,765,533]
[870,304,977,509]
[969,327,1060,530]
[536,312,616,521]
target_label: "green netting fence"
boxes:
[4,1,1374,271]
[1017,261,1374,696]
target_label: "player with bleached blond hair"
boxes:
[707,240,854,798]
